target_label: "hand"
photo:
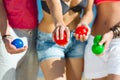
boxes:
[74,23,91,42]
[99,31,113,49]
[52,24,70,42]
[3,37,27,54]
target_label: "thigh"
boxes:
[93,77,107,80]
[16,29,38,80]
[108,74,120,80]
[66,58,84,80]
[16,50,38,80]
[40,58,66,80]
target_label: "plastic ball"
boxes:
[94,35,102,44]
[75,25,88,38]
[11,38,24,48]
[54,31,68,46]
[92,44,104,55]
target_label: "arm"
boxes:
[46,0,64,26]
[75,0,94,42]
[80,0,94,24]
[0,0,10,36]
[46,0,70,41]
[0,0,27,54]
[99,23,120,49]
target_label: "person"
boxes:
[0,0,38,80]
[37,0,94,80]
[84,0,120,80]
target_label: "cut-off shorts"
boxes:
[84,35,120,79]
[36,31,87,62]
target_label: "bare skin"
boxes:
[91,2,120,80]
[38,0,93,80]
[0,0,27,54]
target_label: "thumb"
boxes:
[99,38,105,45]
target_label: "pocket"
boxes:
[36,31,55,51]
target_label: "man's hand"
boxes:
[3,37,27,54]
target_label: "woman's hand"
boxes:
[3,37,27,54]
[74,23,91,42]
[99,31,113,49]
[52,24,70,43]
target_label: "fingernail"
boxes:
[99,43,102,45]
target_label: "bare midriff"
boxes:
[38,10,81,33]
[92,2,120,36]
[38,0,83,33]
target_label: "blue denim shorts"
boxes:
[36,30,87,62]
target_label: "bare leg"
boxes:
[93,77,107,80]
[40,58,66,80]
[66,58,84,80]
[107,74,120,80]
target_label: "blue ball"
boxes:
[11,38,24,48]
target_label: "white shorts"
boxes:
[84,35,120,79]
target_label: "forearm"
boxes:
[79,0,94,25]
[0,1,10,36]
[46,0,64,26]
[80,9,93,25]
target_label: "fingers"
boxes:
[52,26,60,41]
[59,26,65,40]
[56,26,59,40]
[65,27,70,41]
[99,37,105,46]
[99,37,110,49]
[74,25,90,42]
[7,44,28,54]
[53,25,70,42]
[74,33,79,40]
[4,38,27,54]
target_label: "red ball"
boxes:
[54,31,68,46]
[75,25,88,38]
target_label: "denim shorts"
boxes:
[36,30,87,62]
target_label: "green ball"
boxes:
[94,35,102,43]
[92,44,104,55]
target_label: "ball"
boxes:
[75,25,88,38]
[11,38,24,48]
[54,31,68,46]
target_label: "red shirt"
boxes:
[94,0,120,5]
[3,0,38,29]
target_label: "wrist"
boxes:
[109,30,114,38]
[2,35,13,40]
[78,22,88,26]
[110,24,120,38]
[55,22,65,27]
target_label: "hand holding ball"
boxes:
[92,35,104,55]
[74,25,88,38]
[54,31,68,46]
